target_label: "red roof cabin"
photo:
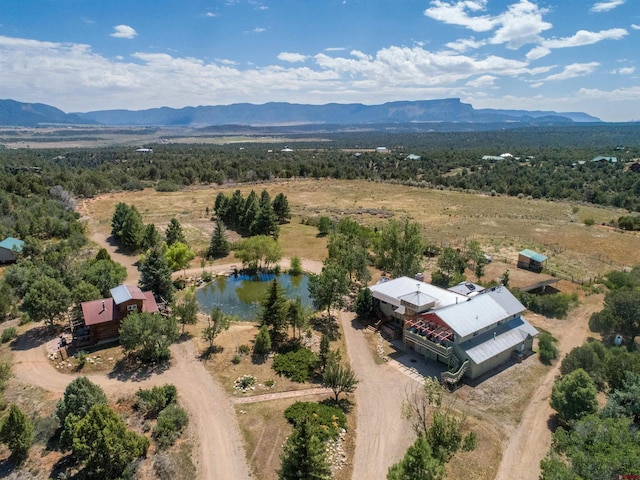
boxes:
[79,285,158,345]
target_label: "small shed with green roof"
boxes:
[0,237,24,264]
[517,249,547,273]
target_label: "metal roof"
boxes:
[110,284,147,305]
[519,249,548,263]
[431,287,525,338]
[460,317,538,365]
[369,277,467,309]
[0,237,24,252]
[448,282,485,297]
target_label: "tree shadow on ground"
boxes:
[10,324,63,352]
[108,356,171,382]
[0,455,21,479]
[321,397,355,414]
[198,345,223,360]
[47,454,76,480]
[311,315,341,341]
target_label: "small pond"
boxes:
[195,273,313,320]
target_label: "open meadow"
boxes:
[82,177,640,281]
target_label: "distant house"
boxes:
[592,156,617,163]
[376,146,388,153]
[136,148,153,153]
[482,155,504,161]
[77,284,159,345]
[369,277,537,383]
[406,154,421,161]
[0,237,24,264]
[517,249,547,273]
[629,162,640,173]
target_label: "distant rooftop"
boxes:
[0,237,24,252]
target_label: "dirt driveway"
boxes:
[339,311,418,479]
[494,291,602,480]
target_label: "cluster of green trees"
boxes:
[391,377,476,479]
[2,126,639,211]
[512,290,579,319]
[541,268,640,479]
[214,189,289,238]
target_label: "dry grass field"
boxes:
[81,178,640,281]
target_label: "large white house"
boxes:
[369,277,538,383]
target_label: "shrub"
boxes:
[238,344,251,355]
[135,385,178,419]
[538,332,559,365]
[153,404,189,450]
[231,353,242,364]
[155,180,180,192]
[584,217,595,226]
[284,401,347,441]
[1,327,17,344]
[289,256,303,276]
[273,348,318,383]
[201,271,212,282]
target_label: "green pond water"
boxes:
[195,273,312,320]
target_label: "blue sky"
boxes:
[1,0,638,121]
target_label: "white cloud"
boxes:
[466,75,497,87]
[205,12,217,17]
[277,52,307,63]
[612,67,635,74]
[590,0,626,13]
[424,0,496,32]
[632,24,640,30]
[579,85,640,100]
[110,25,137,39]
[526,28,627,60]
[251,27,266,33]
[488,0,552,49]
[542,62,600,81]
[325,47,347,52]
[543,28,628,48]
[445,37,485,52]
[425,0,551,50]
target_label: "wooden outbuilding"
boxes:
[517,249,548,273]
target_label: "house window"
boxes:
[473,331,478,337]
[127,304,138,312]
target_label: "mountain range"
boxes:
[0,98,601,129]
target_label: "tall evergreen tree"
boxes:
[213,192,228,219]
[118,204,145,251]
[260,278,289,347]
[278,419,332,480]
[208,219,230,259]
[141,223,162,250]
[165,218,186,246]
[139,245,175,303]
[272,192,291,224]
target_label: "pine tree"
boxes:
[165,218,186,246]
[278,419,331,480]
[208,219,230,259]
[387,436,445,480]
[260,278,289,347]
[0,404,33,462]
[139,245,175,303]
[254,324,272,356]
[272,193,291,224]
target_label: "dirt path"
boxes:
[494,293,603,480]
[339,311,418,480]
[11,332,252,480]
[233,387,332,404]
